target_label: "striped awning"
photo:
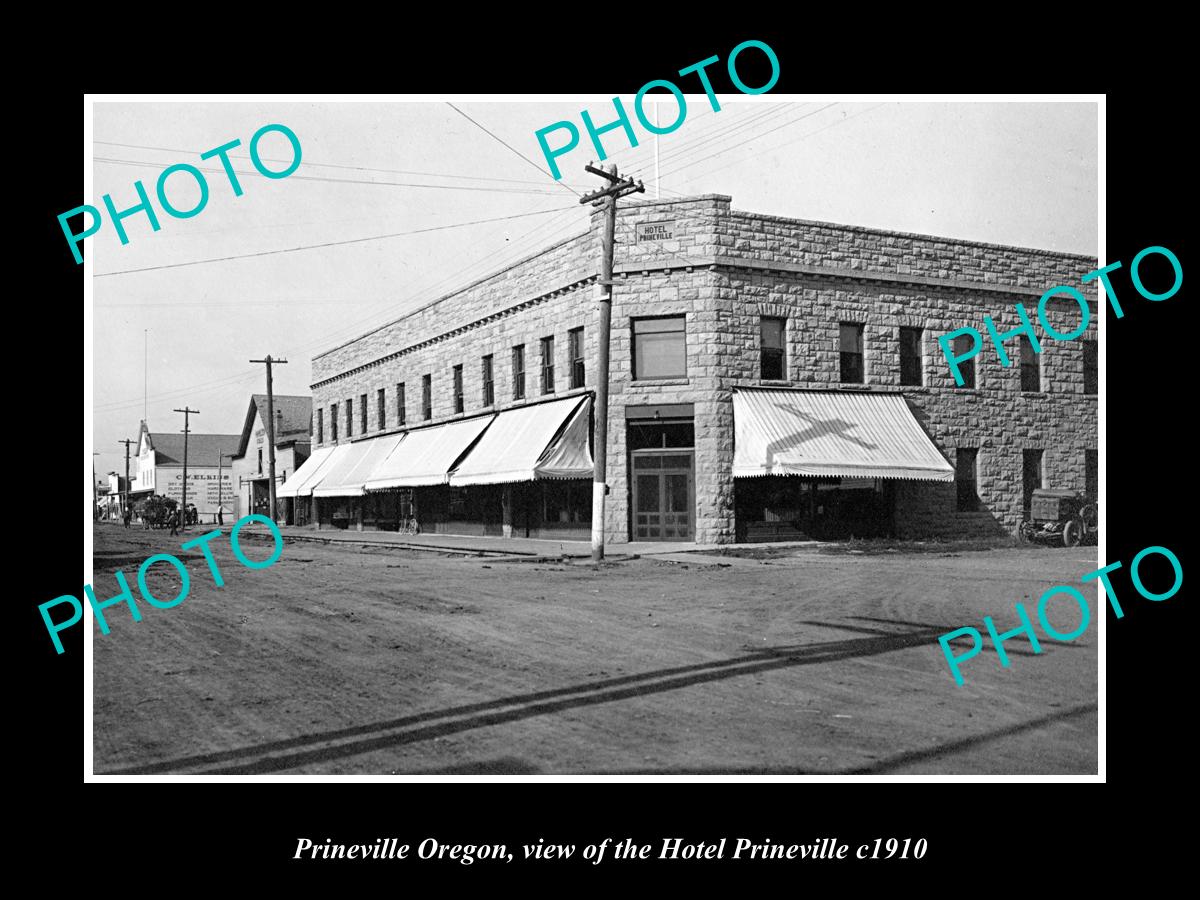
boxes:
[733,388,954,482]
[311,434,404,498]
[364,414,495,490]
[449,395,593,486]
[277,446,338,498]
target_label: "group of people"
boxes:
[120,502,209,535]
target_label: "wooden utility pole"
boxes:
[579,162,644,561]
[173,407,198,531]
[118,438,135,517]
[92,452,101,520]
[250,356,288,523]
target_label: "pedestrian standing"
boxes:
[169,508,179,537]
[217,506,224,527]
[123,507,131,529]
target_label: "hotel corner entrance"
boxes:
[626,403,695,542]
[632,451,694,540]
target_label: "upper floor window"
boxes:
[346,397,354,437]
[1082,340,1098,395]
[453,365,464,413]
[482,355,495,406]
[397,383,406,426]
[360,393,368,433]
[839,322,864,383]
[377,389,386,430]
[899,326,923,386]
[512,345,526,400]
[760,317,785,380]
[422,374,432,421]
[540,336,555,395]
[952,334,976,388]
[330,403,338,441]
[632,316,686,380]
[316,407,323,444]
[1019,336,1041,392]
[568,327,585,389]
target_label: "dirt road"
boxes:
[90,524,1098,775]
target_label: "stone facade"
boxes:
[311,195,1098,543]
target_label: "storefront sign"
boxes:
[637,222,675,243]
[164,471,234,510]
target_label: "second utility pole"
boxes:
[251,355,288,523]
[580,163,644,562]
[173,407,198,531]
[118,438,135,518]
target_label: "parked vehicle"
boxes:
[134,494,180,530]
[1019,489,1097,547]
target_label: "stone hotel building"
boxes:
[282,194,1098,544]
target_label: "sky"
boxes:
[89,98,1098,481]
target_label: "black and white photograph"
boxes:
[78,94,1110,781]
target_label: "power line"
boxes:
[94,139,589,188]
[658,103,840,180]
[95,157,566,195]
[446,103,581,197]
[621,102,797,173]
[676,103,888,185]
[94,205,576,277]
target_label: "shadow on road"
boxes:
[98,618,1082,776]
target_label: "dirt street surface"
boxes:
[91,524,1098,775]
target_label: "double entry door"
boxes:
[632,450,694,541]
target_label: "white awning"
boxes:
[733,388,954,482]
[450,395,594,486]
[312,434,405,497]
[277,446,338,498]
[364,415,495,489]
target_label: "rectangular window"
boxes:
[360,393,368,432]
[1085,449,1098,500]
[330,403,338,442]
[1023,449,1044,512]
[899,326,923,386]
[346,397,354,437]
[952,334,976,388]
[760,317,785,380]
[397,382,406,426]
[1082,340,1098,395]
[956,447,980,512]
[632,316,687,380]
[568,327,585,388]
[257,447,263,475]
[422,374,432,421]
[482,355,494,406]
[1020,336,1041,392]
[540,336,555,395]
[512,345,526,400]
[316,408,323,444]
[839,323,864,383]
[452,364,464,413]
[377,388,386,430]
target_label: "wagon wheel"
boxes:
[1080,502,1098,529]
[1062,518,1084,548]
